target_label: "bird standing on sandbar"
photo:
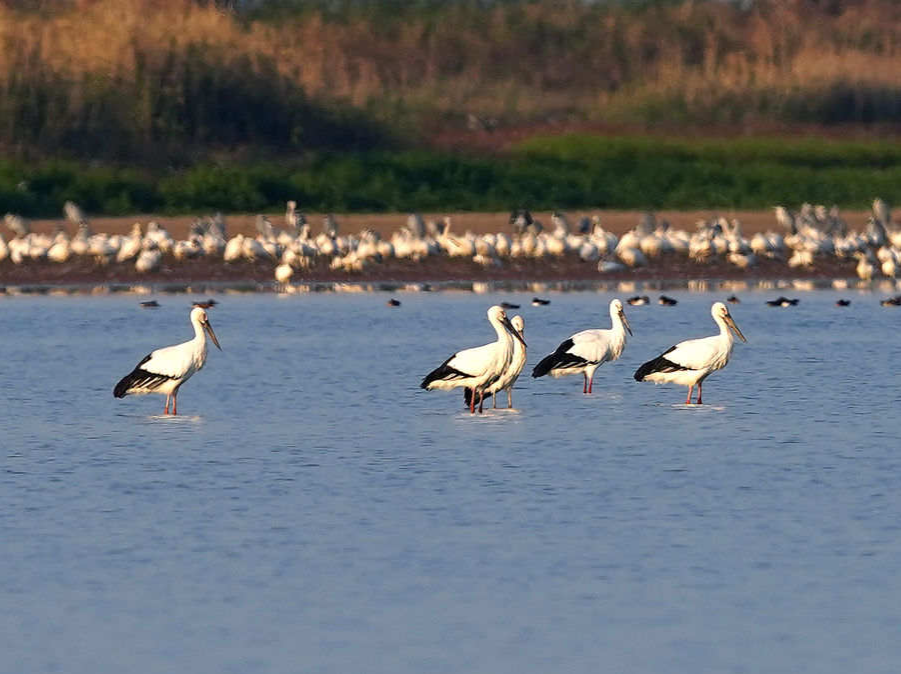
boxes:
[531,299,632,394]
[114,307,222,415]
[633,302,746,405]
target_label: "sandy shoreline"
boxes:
[0,254,871,291]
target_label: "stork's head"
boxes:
[488,305,527,348]
[610,298,632,336]
[712,302,747,343]
[191,307,222,350]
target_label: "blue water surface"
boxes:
[2,289,901,673]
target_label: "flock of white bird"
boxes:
[420,299,746,414]
[3,199,900,281]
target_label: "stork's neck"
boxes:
[191,318,207,351]
[491,317,509,342]
[610,311,629,345]
[715,315,734,347]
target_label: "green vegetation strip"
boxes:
[3,135,901,217]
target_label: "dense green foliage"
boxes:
[3,135,901,216]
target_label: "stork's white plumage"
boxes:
[114,307,222,415]
[531,298,632,394]
[634,302,747,404]
[421,305,527,414]
[464,314,527,409]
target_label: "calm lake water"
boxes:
[2,289,901,673]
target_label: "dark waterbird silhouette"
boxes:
[766,297,799,307]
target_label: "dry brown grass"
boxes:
[2,0,900,147]
[3,1,899,217]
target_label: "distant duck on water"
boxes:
[658,295,678,306]
[627,296,650,306]
[532,297,551,306]
[766,297,799,307]
[836,299,851,307]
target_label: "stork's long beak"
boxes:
[725,314,747,343]
[620,310,633,336]
[204,319,222,350]
[502,316,527,348]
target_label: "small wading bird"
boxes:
[634,302,746,405]
[532,299,632,394]
[464,315,527,409]
[114,307,222,415]
[420,305,526,414]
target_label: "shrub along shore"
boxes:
[2,135,901,217]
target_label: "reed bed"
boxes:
[1,0,900,164]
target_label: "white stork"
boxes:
[421,305,527,414]
[633,301,747,405]
[531,298,632,394]
[114,307,222,415]
[464,314,527,409]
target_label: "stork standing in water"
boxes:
[114,307,222,415]
[531,299,632,394]
[464,314,527,409]
[633,302,746,404]
[421,305,526,414]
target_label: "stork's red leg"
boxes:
[164,395,170,415]
[685,385,693,405]
[172,393,178,416]
[696,384,703,405]
[588,376,593,394]
[582,374,588,394]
